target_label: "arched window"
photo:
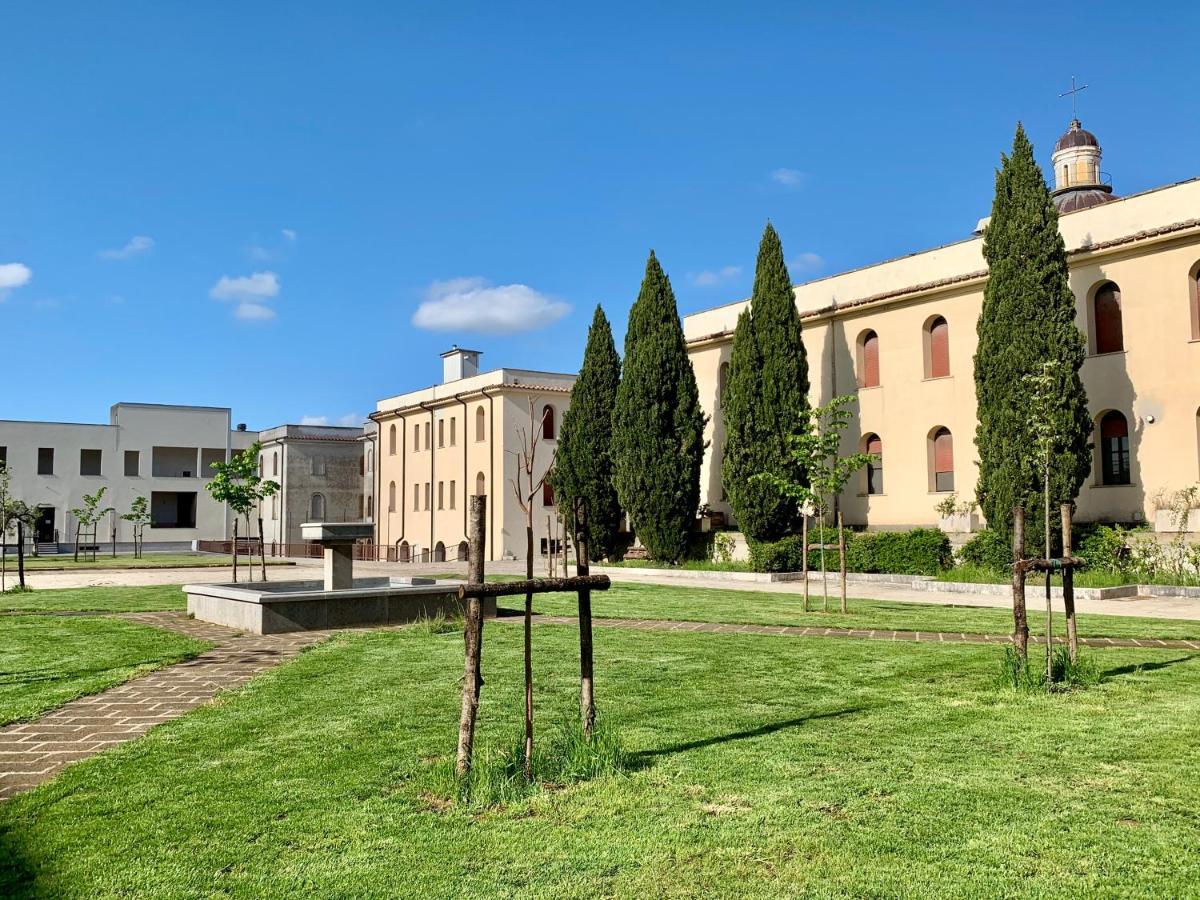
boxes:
[433,542,446,563]
[457,540,469,561]
[1098,411,1131,485]
[388,481,396,512]
[718,362,730,406]
[1189,262,1200,341]
[397,540,410,563]
[1093,282,1124,354]
[542,405,555,440]
[367,448,373,473]
[367,495,373,518]
[273,452,278,476]
[475,406,486,442]
[543,481,555,507]
[310,493,325,521]
[857,330,880,388]
[930,427,954,492]
[388,424,396,455]
[864,433,883,495]
[924,316,950,378]
[475,472,486,496]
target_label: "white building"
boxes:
[0,403,257,552]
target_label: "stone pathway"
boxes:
[0,612,327,800]
[497,612,1200,650]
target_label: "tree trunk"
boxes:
[17,521,26,589]
[232,518,239,584]
[575,497,596,737]
[1061,503,1079,664]
[259,516,268,582]
[837,510,847,614]
[111,516,116,558]
[456,496,487,778]
[801,515,809,613]
[523,513,535,782]
[1,536,6,592]
[1044,470,1053,685]
[74,522,81,562]
[820,505,829,613]
[245,515,254,583]
[1011,506,1029,660]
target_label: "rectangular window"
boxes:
[0,446,7,470]
[1103,436,1131,485]
[311,456,326,476]
[542,481,554,507]
[450,480,456,510]
[80,449,102,476]
[438,419,444,448]
[150,491,197,528]
[124,450,140,477]
[200,448,224,478]
[413,424,420,448]
[413,484,420,511]
[438,481,444,509]
[152,446,199,478]
[424,423,431,451]
[450,417,456,447]
[424,482,431,510]
[357,496,364,518]
[37,447,54,476]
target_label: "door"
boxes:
[36,507,55,543]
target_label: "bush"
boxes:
[1076,524,1132,576]
[959,529,1012,573]
[750,528,951,576]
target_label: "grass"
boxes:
[602,558,754,572]
[0,616,210,725]
[0,553,293,572]
[1,623,1198,896]
[937,564,1178,589]
[0,585,188,613]
[526,581,1200,640]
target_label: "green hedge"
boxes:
[958,529,1012,572]
[749,529,952,576]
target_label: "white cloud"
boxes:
[691,265,742,287]
[211,271,280,321]
[300,415,328,426]
[336,412,361,426]
[412,277,569,334]
[297,413,360,427]
[247,245,274,262]
[282,228,297,241]
[99,235,155,260]
[0,262,32,300]
[788,252,824,276]
[770,168,807,189]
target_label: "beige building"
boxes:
[371,348,575,561]
[686,120,1200,531]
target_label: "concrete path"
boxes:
[0,613,327,800]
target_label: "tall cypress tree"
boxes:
[553,304,623,561]
[975,124,1092,536]
[612,251,706,563]
[722,223,810,541]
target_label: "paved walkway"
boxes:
[0,613,328,800]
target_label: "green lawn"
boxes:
[0,616,210,725]
[2,554,293,572]
[528,581,1200,640]
[0,585,188,613]
[2,623,1197,896]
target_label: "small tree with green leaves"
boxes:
[758,395,873,613]
[70,487,113,563]
[0,469,37,590]
[206,441,278,583]
[121,496,151,559]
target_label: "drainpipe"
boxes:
[456,393,469,540]
[480,386,496,560]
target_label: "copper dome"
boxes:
[1055,119,1100,152]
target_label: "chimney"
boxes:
[441,345,481,384]
[236,423,247,432]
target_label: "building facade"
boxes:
[0,403,257,550]
[371,348,575,562]
[686,121,1200,531]
[256,423,370,548]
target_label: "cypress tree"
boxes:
[975,124,1092,537]
[612,251,706,563]
[553,304,623,561]
[722,223,810,541]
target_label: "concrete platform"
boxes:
[184,577,495,634]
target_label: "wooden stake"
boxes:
[801,516,809,613]
[1011,506,1029,659]
[233,518,239,584]
[837,510,847,614]
[456,496,487,777]
[575,497,596,737]
[1061,503,1079,664]
[259,517,268,582]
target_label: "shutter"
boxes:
[933,429,954,491]
[1094,285,1124,354]
[863,333,880,387]
[929,318,950,378]
[866,434,882,457]
[1100,412,1128,441]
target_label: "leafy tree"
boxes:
[553,304,623,561]
[975,124,1092,538]
[206,441,279,583]
[611,251,706,563]
[722,224,811,541]
[70,487,113,563]
[758,395,872,613]
[121,496,151,559]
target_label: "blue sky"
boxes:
[3,2,1197,429]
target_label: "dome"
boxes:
[1053,188,1116,214]
[1055,119,1100,152]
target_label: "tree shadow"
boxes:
[632,705,863,765]
[1102,654,1197,678]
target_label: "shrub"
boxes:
[1076,524,1132,576]
[748,535,807,573]
[750,528,950,576]
[959,529,1012,573]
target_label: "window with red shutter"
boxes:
[865,434,883,494]
[1093,283,1124,354]
[1099,411,1131,485]
[859,331,880,388]
[928,317,950,378]
[932,428,954,492]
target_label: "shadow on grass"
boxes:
[1103,655,1198,678]
[634,706,864,763]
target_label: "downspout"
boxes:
[480,386,496,560]
[456,393,469,539]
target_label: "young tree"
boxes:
[206,441,279,583]
[509,399,557,781]
[120,496,151,559]
[759,395,872,613]
[975,124,1092,539]
[70,487,113,563]
[611,251,706,563]
[723,224,810,542]
[553,304,623,561]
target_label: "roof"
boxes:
[1054,188,1117,214]
[1054,119,1100,152]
